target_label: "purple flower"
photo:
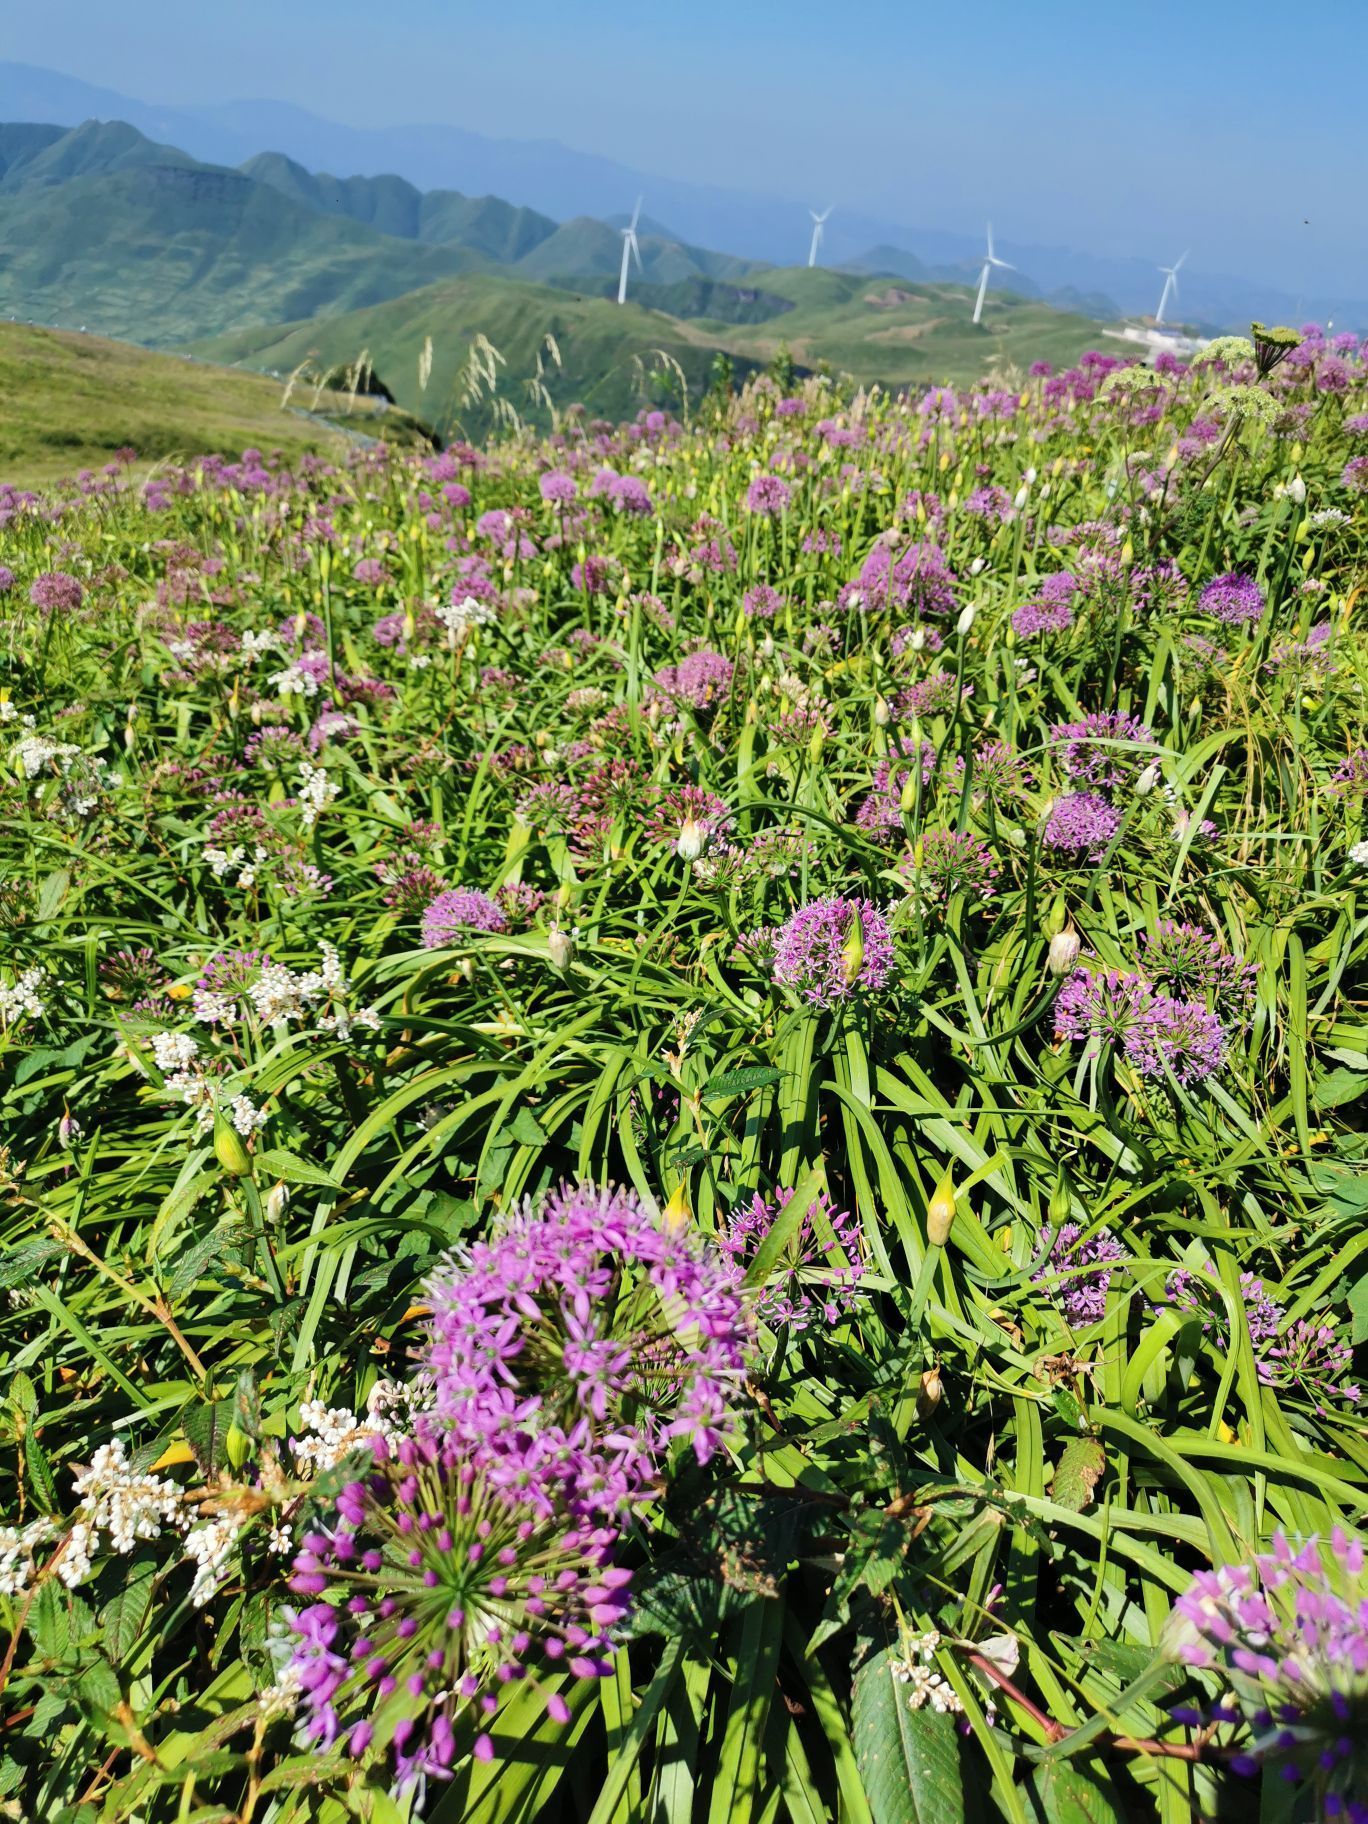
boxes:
[309,709,361,753]
[1055,968,1226,1085]
[0,566,14,593]
[742,584,784,620]
[1341,454,1368,494]
[896,671,967,719]
[539,471,577,505]
[1198,572,1266,626]
[745,474,792,515]
[1168,1529,1368,1814]
[854,740,936,842]
[421,1180,751,1493]
[1013,573,1079,637]
[28,571,83,614]
[286,1430,628,1785]
[644,785,732,860]
[651,650,735,713]
[719,1187,865,1331]
[771,897,894,1007]
[421,889,508,947]
[1033,1222,1126,1325]
[903,830,1000,905]
[950,739,1033,800]
[962,484,1012,522]
[243,725,305,771]
[351,558,387,586]
[1043,793,1122,861]
[1138,922,1257,1023]
[1050,711,1157,789]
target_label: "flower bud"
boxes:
[1135,761,1160,797]
[546,924,575,972]
[916,1367,943,1418]
[956,604,977,635]
[1043,893,1069,938]
[927,1171,956,1246]
[840,906,866,987]
[968,556,986,576]
[1120,538,1134,567]
[1024,466,1038,485]
[661,1182,690,1230]
[1013,485,1029,511]
[873,695,891,727]
[264,1181,291,1224]
[1047,930,1082,976]
[1288,474,1306,504]
[57,1107,81,1150]
[214,1110,254,1179]
[676,817,705,862]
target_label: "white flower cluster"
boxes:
[240,628,281,663]
[0,967,45,1030]
[182,1513,244,1608]
[288,1380,411,1477]
[228,1092,269,1136]
[12,734,81,779]
[888,1630,965,1715]
[268,661,320,698]
[0,1518,58,1596]
[203,841,269,887]
[296,761,339,829]
[0,699,19,724]
[436,593,496,645]
[257,1658,305,1720]
[62,1439,187,1588]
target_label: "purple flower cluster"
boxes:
[28,571,84,614]
[538,471,577,505]
[770,896,894,1007]
[841,540,957,619]
[1169,1530,1368,1817]
[421,888,509,947]
[1051,711,1157,789]
[903,830,1000,905]
[1043,792,1122,861]
[719,1187,865,1331]
[651,649,735,713]
[644,785,732,860]
[420,1182,751,1497]
[1165,1264,1359,1413]
[1138,922,1257,1022]
[1033,1221,1126,1326]
[1055,967,1227,1085]
[1198,572,1266,626]
[745,474,792,515]
[287,1429,627,1780]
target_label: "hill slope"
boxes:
[0,322,429,486]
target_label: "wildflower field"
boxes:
[1,325,1366,1824]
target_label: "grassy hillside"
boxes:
[192,265,1109,436]
[0,322,431,486]
[193,274,762,435]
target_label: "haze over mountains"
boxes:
[4,58,1365,334]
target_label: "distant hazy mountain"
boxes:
[6,58,1366,331]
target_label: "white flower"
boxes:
[183,1514,243,1608]
[229,1093,268,1136]
[268,662,319,698]
[296,761,339,829]
[0,1519,58,1596]
[240,628,280,663]
[13,735,81,779]
[0,967,45,1028]
[436,594,497,645]
[1350,840,1368,867]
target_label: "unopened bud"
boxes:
[225,1422,251,1472]
[927,1172,956,1246]
[873,695,891,727]
[1288,474,1306,504]
[58,1107,81,1150]
[840,907,866,987]
[1047,930,1082,976]
[1024,466,1038,485]
[1043,894,1069,938]
[676,818,705,862]
[760,634,775,659]
[546,924,574,972]
[956,604,977,635]
[969,556,986,576]
[213,1110,253,1179]
[1135,761,1160,797]
[1120,538,1134,567]
[264,1181,291,1224]
[1013,485,1029,511]
[661,1182,690,1230]
[916,1367,943,1418]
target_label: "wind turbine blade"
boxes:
[986,222,995,260]
[630,196,642,233]
[1174,250,1188,272]
[631,234,643,272]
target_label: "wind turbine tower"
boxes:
[1155,252,1188,325]
[972,223,1015,325]
[807,207,833,268]
[617,198,644,305]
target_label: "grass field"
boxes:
[0,322,435,486]
[1,326,1365,1824]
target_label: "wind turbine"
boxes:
[617,197,643,306]
[807,207,833,268]
[971,223,1014,324]
[1155,251,1187,325]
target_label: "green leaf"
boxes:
[853,1646,964,1824]
[702,1065,782,1099]
[506,1105,549,1145]
[1312,1066,1367,1109]
[74,1653,122,1722]
[1049,1438,1106,1514]
[183,1400,230,1475]
[26,1434,60,1515]
[0,1238,65,1290]
[27,1578,70,1661]
[100,1555,157,1665]
[1028,1759,1125,1823]
[252,1147,340,1189]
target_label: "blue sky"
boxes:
[7,0,1362,293]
